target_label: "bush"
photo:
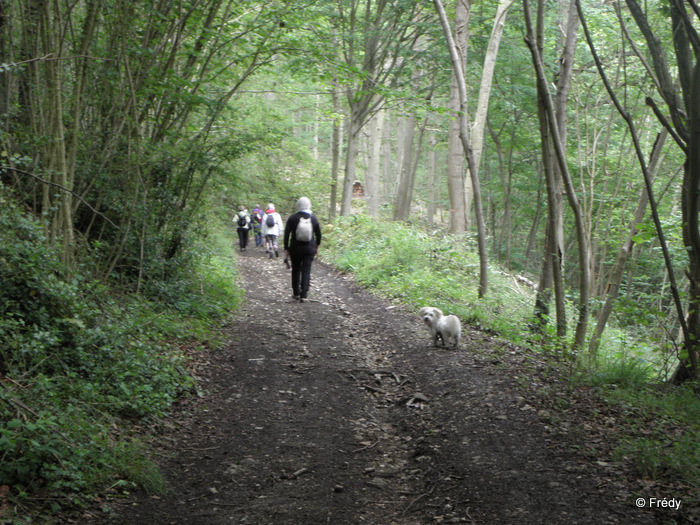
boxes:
[0,402,164,508]
[0,197,240,515]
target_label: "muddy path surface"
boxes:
[97,246,662,524]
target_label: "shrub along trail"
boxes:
[97,246,667,524]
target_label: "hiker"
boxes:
[234,205,251,251]
[284,197,322,303]
[250,205,263,247]
[261,203,283,259]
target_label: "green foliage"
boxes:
[322,215,537,343]
[616,434,699,484]
[0,403,162,502]
[0,199,241,513]
[0,200,190,413]
[324,215,699,494]
[573,360,700,491]
[609,385,700,488]
[579,356,654,389]
[216,71,339,220]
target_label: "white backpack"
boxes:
[296,216,313,242]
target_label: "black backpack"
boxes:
[265,214,275,227]
[237,213,247,227]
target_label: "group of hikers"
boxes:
[234,197,321,303]
[234,203,281,256]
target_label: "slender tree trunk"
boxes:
[525,0,591,352]
[531,0,565,337]
[488,118,513,268]
[366,107,384,217]
[40,2,74,269]
[434,0,488,297]
[427,132,438,225]
[531,0,577,342]
[471,0,514,171]
[67,0,100,185]
[407,113,430,217]
[394,112,417,220]
[329,81,342,222]
[588,130,668,357]
[676,5,700,381]
[313,94,320,161]
[446,0,469,233]
[382,114,392,202]
[340,114,362,216]
[524,163,544,269]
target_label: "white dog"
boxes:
[419,307,461,349]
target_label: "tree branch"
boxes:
[645,97,688,153]
[1,166,116,228]
[576,0,690,357]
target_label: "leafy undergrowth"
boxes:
[0,199,241,523]
[459,334,700,523]
[321,215,700,520]
[321,215,538,345]
[542,363,699,522]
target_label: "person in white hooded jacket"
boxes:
[284,197,322,302]
[261,203,283,259]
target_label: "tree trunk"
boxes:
[340,114,362,216]
[471,0,515,171]
[427,132,438,226]
[366,107,384,217]
[530,0,578,343]
[313,94,320,161]
[488,118,513,268]
[676,9,700,382]
[394,112,417,220]
[434,0,489,298]
[446,0,469,233]
[329,81,342,222]
[588,130,667,357]
[525,0,590,353]
[41,2,74,269]
[531,0,565,338]
[382,114,393,204]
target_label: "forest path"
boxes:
[101,245,658,524]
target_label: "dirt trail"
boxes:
[99,247,660,524]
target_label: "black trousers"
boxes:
[237,228,249,250]
[290,251,315,298]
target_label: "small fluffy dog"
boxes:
[419,307,461,349]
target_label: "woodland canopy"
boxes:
[1,0,699,518]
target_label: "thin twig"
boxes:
[402,488,433,515]
[352,439,379,453]
[1,166,117,227]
